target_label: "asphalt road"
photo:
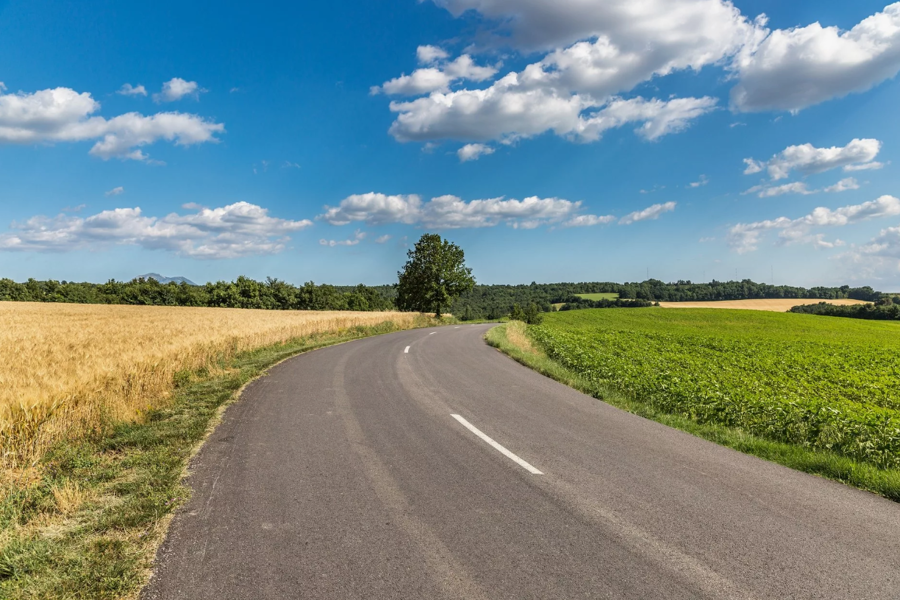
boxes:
[143,324,900,599]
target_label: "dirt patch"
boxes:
[658,299,869,312]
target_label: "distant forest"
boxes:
[790,298,900,321]
[0,277,395,312]
[0,277,884,319]
[445,280,882,320]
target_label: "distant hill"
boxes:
[138,273,197,286]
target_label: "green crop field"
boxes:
[575,293,620,301]
[528,309,900,470]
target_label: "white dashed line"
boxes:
[404,346,410,354]
[450,414,543,475]
[429,332,436,335]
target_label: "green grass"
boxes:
[487,314,900,501]
[575,293,619,301]
[0,317,435,600]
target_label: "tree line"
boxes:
[0,277,395,312]
[789,297,900,321]
[446,279,882,320]
[0,275,886,318]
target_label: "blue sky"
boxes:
[2,0,900,288]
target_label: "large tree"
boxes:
[396,233,475,318]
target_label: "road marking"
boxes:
[404,346,410,354]
[429,332,436,335]
[450,414,543,475]
[455,326,460,329]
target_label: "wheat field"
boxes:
[657,298,868,312]
[0,302,420,471]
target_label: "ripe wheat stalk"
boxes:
[0,302,418,473]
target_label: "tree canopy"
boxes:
[396,233,475,318]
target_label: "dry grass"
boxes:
[658,298,868,312]
[0,302,420,471]
[504,321,541,355]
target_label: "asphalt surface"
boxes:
[143,324,900,599]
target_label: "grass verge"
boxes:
[0,317,435,599]
[486,321,900,502]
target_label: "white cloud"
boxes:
[745,139,882,180]
[422,195,578,229]
[844,161,885,172]
[320,193,423,226]
[105,186,125,197]
[0,82,6,92]
[620,202,676,225]
[824,178,860,193]
[727,195,900,253]
[374,234,392,244]
[388,85,716,144]
[430,0,762,62]
[319,229,366,247]
[117,84,147,97]
[153,78,205,103]
[458,143,494,162]
[689,175,709,188]
[732,3,900,112]
[372,54,497,96]
[744,182,817,198]
[379,0,743,145]
[0,202,312,259]
[562,214,615,227]
[0,85,224,161]
[319,192,584,229]
[743,158,764,175]
[417,45,450,65]
[840,226,900,278]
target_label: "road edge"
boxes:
[485,321,900,502]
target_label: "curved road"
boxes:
[143,324,899,599]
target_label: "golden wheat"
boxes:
[0,302,420,470]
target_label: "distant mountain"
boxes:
[138,273,198,286]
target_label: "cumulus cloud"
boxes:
[374,234,392,243]
[0,85,224,161]
[153,78,205,103]
[744,182,817,198]
[824,178,860,193]
[105,186,125,197]
[732,3,900,112]
[417,45,451,65]
[727,195,900,253]
[389,87,716,144]
[388,2,900,144]
[744,139,882,180]
[319,192,583,229]
[458,143,494,162]
[840,226,900,278]
[562,214,615,227]
[320,193,423,226]
[376,0,749,146]
[429,0,761,62]
[689,175,709,188]
[117,84,147,97]
[844,161,886,172]
[320,230,366,247]
[0,202,311,259]
[372,54,497,96]
[620,202,676,225]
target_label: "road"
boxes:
[143,324,900,599]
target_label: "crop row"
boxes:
[529,309,900,469]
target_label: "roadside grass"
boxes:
[0,317,434,600]
[486,322,900,502]
[575,293,619,301]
